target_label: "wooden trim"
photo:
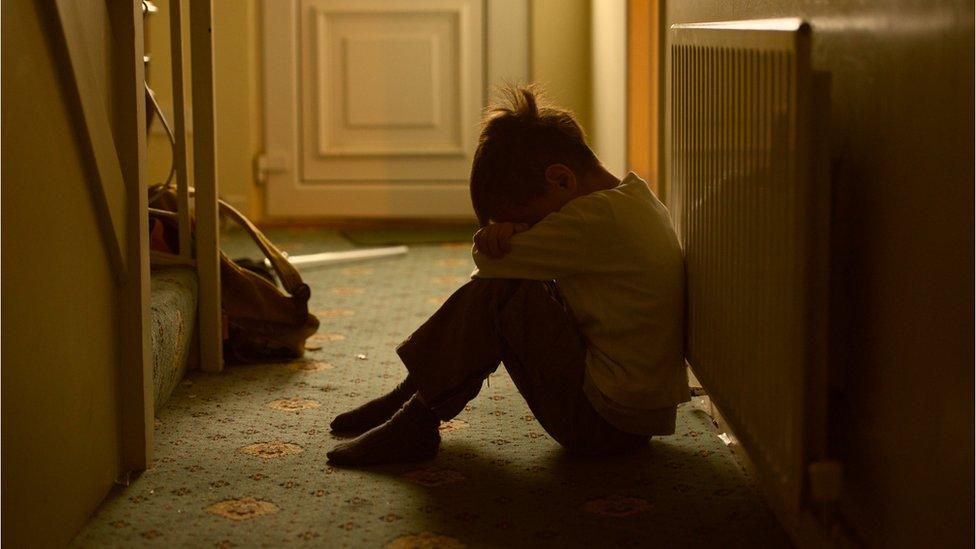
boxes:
[190,0,224,372]
[51,0,153,471]
[626,0,659,194]
[50,0,128,282]
[170,0,193,261]
[109,0,154,472]
[655,0,667,202]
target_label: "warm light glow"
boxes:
[671,18,807,32]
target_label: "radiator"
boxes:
[667,18,829,511]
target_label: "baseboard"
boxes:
[688,392,860,548]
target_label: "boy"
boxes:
[326,85,687,466]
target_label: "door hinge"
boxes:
[254,152,288,185]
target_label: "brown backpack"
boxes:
[149,186,320,364]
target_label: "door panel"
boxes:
[301,0,479,182]
[264,0,523,219]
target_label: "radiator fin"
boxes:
[668,21,821,510]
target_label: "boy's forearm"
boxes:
[470,210,589,280]
[472,237,579,280]
[471,252,559,281]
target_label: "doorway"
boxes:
[261,0,529,219]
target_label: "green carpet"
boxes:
[75,229,789,548]
[339,226,479,246]
[149,267,197,413]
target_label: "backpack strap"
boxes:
[217,199,307,299]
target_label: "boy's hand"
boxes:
[474,222,530,259]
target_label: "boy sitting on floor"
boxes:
[326,85,687,466]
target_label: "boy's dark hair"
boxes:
[469,84,599,226]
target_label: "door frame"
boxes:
[260,0,529,220]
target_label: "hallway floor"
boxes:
[75,229,790,548]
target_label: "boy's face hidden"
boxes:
[506,164,585,226]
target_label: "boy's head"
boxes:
[469,84,609,226]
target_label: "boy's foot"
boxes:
[327,396,440,466]
[330,378,415,434]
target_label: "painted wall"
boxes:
[1,1,125,545]
[666,2,974,546]
[146,0,262,218]
[591,0,628,178]
[145,0,184,196]
[531,0,593,135]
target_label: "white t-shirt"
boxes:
[472,172,688,434]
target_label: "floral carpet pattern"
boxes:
[75,228,790,548]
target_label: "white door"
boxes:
[262,0,528,219]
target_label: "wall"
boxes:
[145,0,182,195]
[146,0,262,218]
[213,0,262,216]
[1,1,125,545]
[531,0,593,135]
[591,0,628,178]
[666,2,974,546]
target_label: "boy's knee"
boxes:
[468,277,528,292]
[467,277,545,306]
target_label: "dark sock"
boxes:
[326,395,441,467]
[330,377,416,434]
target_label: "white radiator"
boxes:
[667,18,830,511]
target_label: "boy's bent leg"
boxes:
[327,278,520,467]
[401,277,646,454]
[327,393,441,466]
[395,278,523,420]
[330,377,415,434]
[329,277,644,466]
[493,282,650,455]
[329,278,514,436]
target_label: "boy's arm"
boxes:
[471,210,590,280]
[473,222,530,259]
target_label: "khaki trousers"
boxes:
[397,278,649,455]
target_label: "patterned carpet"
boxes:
[75,228,790,548]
